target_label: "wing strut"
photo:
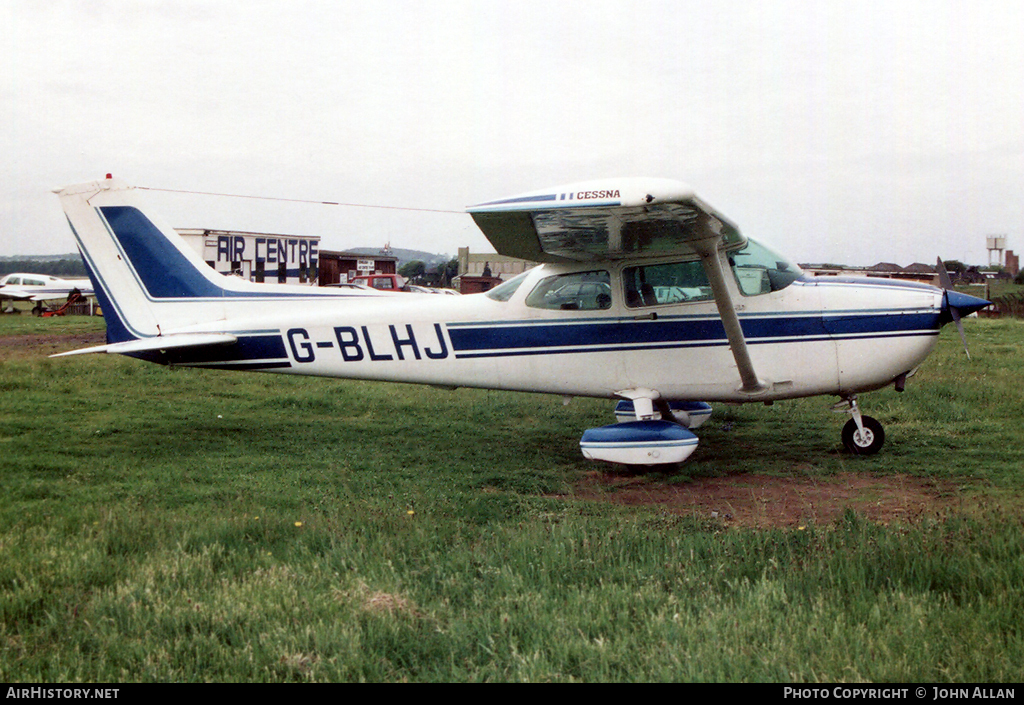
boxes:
[696,239,767,395]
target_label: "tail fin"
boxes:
[56,177,236,343]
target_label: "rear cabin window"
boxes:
[525,271,612,311]
[623,260,713,308]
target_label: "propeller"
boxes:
[935,258,991,360]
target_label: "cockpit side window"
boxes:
[728,239,802,296]
[525,270,612,310]
[623,260,713,308]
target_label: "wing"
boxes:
[26,291,75,302]
[1,290,89,302]
[467,178,745,262]
[470,178,767,395]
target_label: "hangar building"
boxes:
[177,229,397,286]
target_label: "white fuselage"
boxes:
[164,261,943,404]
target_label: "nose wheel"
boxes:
[841,415,885,454]
[835,396,885,455]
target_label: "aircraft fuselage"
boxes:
[149,260,944,404]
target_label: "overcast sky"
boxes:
[3,0,1022,266]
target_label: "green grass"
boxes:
[971,279,1023,300]
[1,315,1023,681]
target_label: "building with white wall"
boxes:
[177,229,320,284]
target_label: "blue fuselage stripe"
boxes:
[109,313,939,367]
[446,312,940,358]
[164,334,289,366]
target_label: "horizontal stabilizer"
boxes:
[51,332,237,358]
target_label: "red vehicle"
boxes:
[349,273,407,291]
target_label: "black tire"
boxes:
[842,416,885,455]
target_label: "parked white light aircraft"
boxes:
[53,176,988,465]
[0,272,93,303]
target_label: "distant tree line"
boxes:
[398,257,459,287]
[0,256,87,278]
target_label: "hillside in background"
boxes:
[344,247,453,270]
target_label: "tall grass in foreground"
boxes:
[0,316,1022,681]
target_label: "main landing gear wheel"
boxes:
[842,416,885,455]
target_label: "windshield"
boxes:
[484,270,531,302]
[728,239,802,296]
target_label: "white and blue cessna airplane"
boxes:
[53,175,988,466]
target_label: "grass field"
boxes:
[1,314,1022,682]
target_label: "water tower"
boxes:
[987,235,1007,267]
